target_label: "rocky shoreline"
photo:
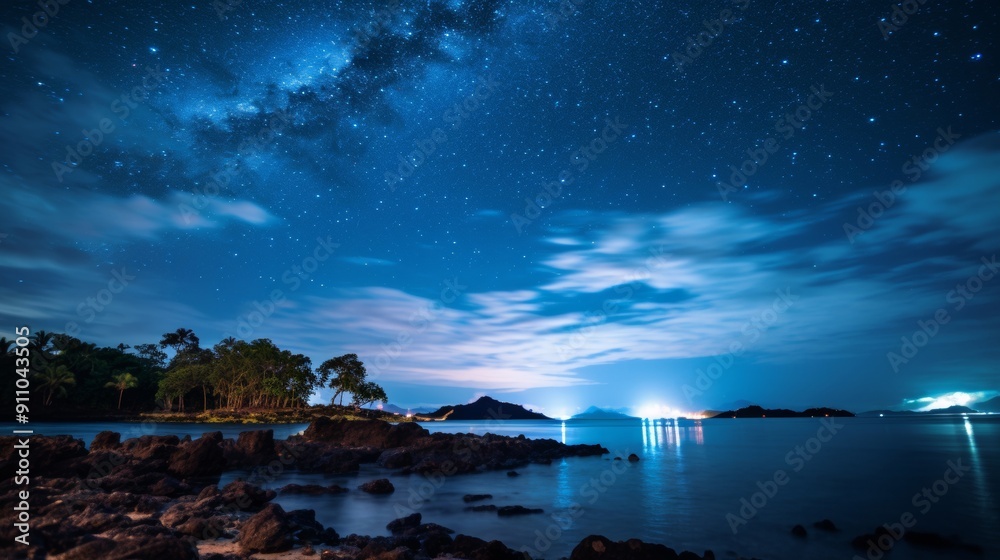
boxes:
[0,418,723,560]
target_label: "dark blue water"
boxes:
[8,415,998,559]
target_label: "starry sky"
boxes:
[2,0,999,415]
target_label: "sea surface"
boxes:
[7,415,999,560]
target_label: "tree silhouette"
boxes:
[159,328,200,351]
[35,365,76,406]
[105,372,139,409]
[319,354,367,406]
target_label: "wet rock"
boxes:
[377,448,413,469]
[57,534,199,560]
[791,524,807,538]
[496,505,543,516]
[387,513,422,534]
[628,453,641,462]
[358,478,395,494]
[168,435,225,478]
[279,483,348,495]
[220,480,275,510]
[903,530,983,554]
[231,429,277,467]
[569,534,714,560]
[506,470,520,477]
[462,493,493,502]
[466,504,497,512]
[91,431,122,451]
[238,503,293,553]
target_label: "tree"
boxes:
[34,365,76,406]
[319,354,367,406]
[31,330,54,353]
[105,372,138,409]
[0,337,12,355]
[350,381,388,411]
[159,328,200,351]
[134,343,167,369]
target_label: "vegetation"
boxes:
[0,329,388,417]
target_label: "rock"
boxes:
[0,435,88,479]
[91,431,122,451]
[232,429,276,466]
[791,524,807,537]
[462,493,493,502]
[506,470,519,477]
[238,503,293,553]
[285,508,339,545]
[813,519,838,532]
[279,483,347,495]
[449,534,525,560]
[220,480,276,509]
[56,534,200,560]
[378,448,413,469]
[903,530,983,554]
[628,453,640,462]
[496,505,543,516]
[301,417,428,448]
[358,478,395,494]
[168,435,225,478]
[569,535,713,560]
[466,505,497,512]
[851,527,896,551]
[387,513,422,534]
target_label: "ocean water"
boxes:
[10,415,999,559]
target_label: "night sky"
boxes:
[2,0,999,415]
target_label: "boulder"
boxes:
[168,436,225,478]
[386,513,422,534]
[358,478,395,494]
[91,431,122,451]
[791,524,807,538]
[496,505,543,516]
[569,535,714,560]
[238,503,293,553]
[462,494,493,503]
[813,519,838,532]
[232,429,276,466]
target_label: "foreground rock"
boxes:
[570,535,715,560]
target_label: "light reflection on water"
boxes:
[10,415,999,560]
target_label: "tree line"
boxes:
[0,328,386,413]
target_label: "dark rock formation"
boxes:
[358,478,395,494]
[238,503,293,553]
[426,395,551,420]
[496,505,543,516]
[463,493,493,502]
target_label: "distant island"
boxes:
[569,406,639,420]
[858,405,982,417]
[709,405,855,419]
[425,396,551,420]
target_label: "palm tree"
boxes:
[31,330,54,353]
[0,337,12,355]
[34,365,76,406]
[160,328,200,351]
[105,372,139,409]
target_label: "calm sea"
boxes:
[7,415,998,560]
